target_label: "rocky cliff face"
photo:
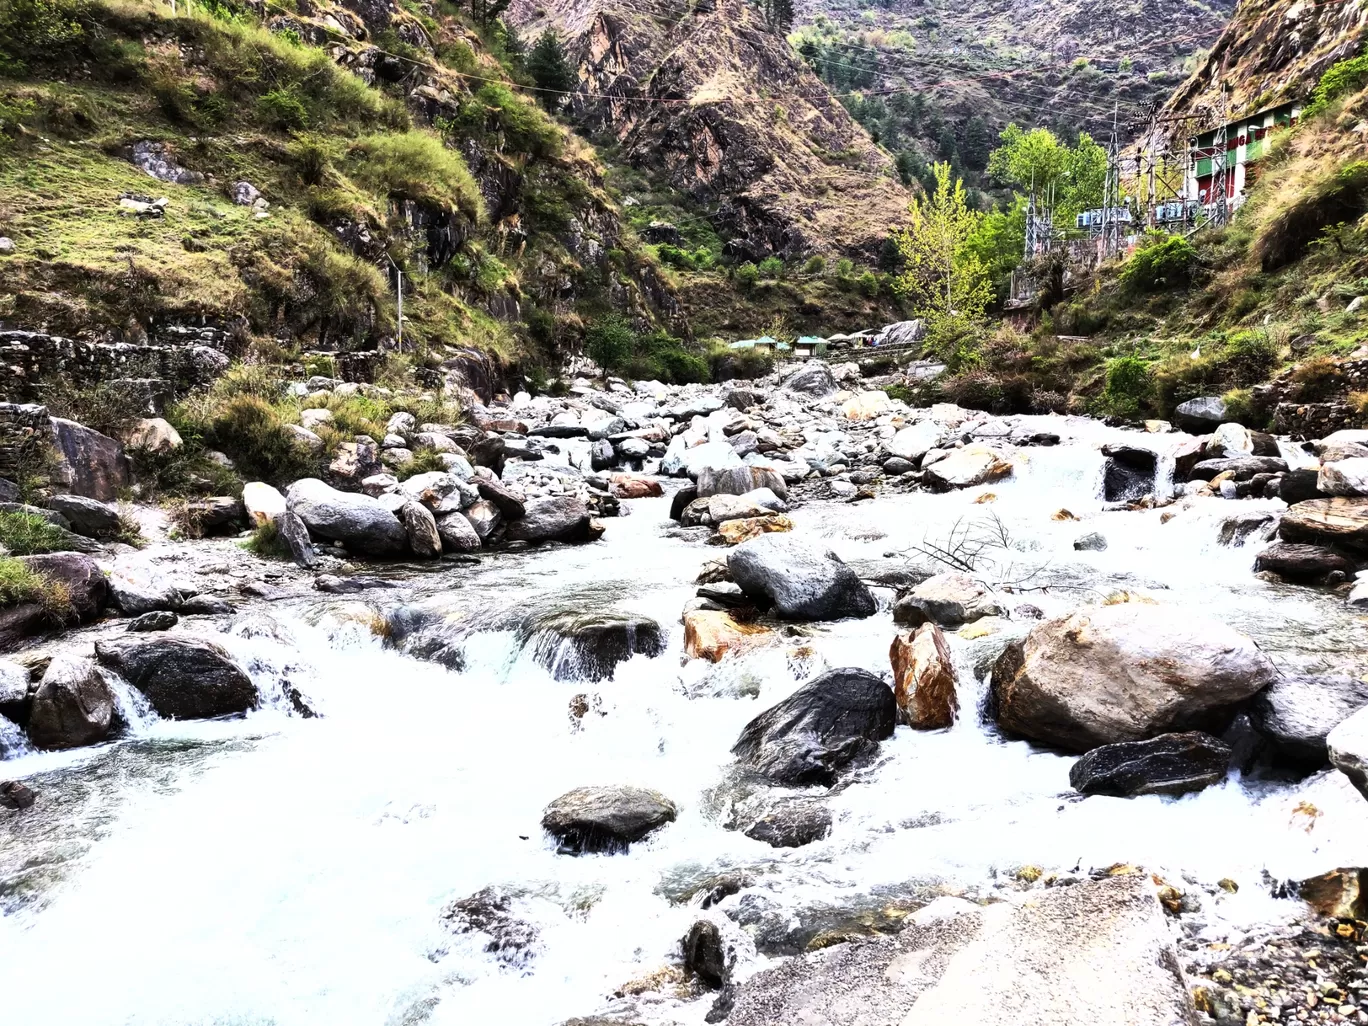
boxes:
[508,0,910,261]
[1163,0,1368,121]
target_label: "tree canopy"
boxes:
[526,29,576,109]
[986,123,1106,220]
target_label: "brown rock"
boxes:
[1298,868,1367,920]
[716,514,793,545]
[1280,497,1368,552]
[609,473,664,499]
[682,610,772,662]
[890,623,959,729]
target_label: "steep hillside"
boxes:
[0,0,679,378]
[1163,0,1368,121]
[794,0,1235,196]
[506,0,911,262]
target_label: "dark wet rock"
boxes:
[892,572,1001,628]
[1279,468,1322,504]
[27,654,114,750]
[542,785,677,854]
[128,610,178,632]
[783,362,837,397]
[1251,674,1368,763]
[315,574,400,594]
[522,610,665,681]
[178,594,235,615]
[42,494,121,538]
[0,604,44,653]
[94,635,257,719]
[732,667,895,785]
[285,478,407,557]
[723,876,1195,1026]
[1073,531,1108,551]
[881,456,917,475]
[1297,867,1368,920]
[185,496,244,535]
[1216,510,1278,547]
[0,658,28,721]
[530,424,588,439]
[400,500,442,559]
[682,920,731,988]
[1190,456,1288,481]
[1100,445,1156,502]
[1253,542,1356,580]
[19,553,107,621]
[728,534,875,621]
[276,509,317,568]
[669,484,699,521]
[991,604,1276,752]
[1069,732,1231,797]
[505,496,595,543]
[742,797,832,848]
[50,417,130,500]
[440,886,539,968]
[0,780,36,810]
[1328,706,1368,800]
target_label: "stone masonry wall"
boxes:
[0,330,231,403]
[0,402,51,481]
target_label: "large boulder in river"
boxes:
[94,635,257,719]
[1174,395,1227,432]
[697,465,788,501]
[1250,674,1368,763]
[991,604,1277,752]
[723,875,1196,1026]
[50,417,130,500]
[783,361,837,397]
[886,420,943,462]
[541,785,677,854]
[1253,542,1356,580]
[889,623,958,729]
[892,572,1002,628]
[1279,497,1368,552]
[1100,445,1156,503]
[1327,706,1368,800]
[505,496,596,543]
[923,444,1011,489]
[1068,732,1231,797]
[1318,457,1368,497]
[520,609,664,680]
[728,534,876,620]
[285,478,406,557]
[19,552,107,621]
[400,501,442,559]
[27,653,115,749]
[732,667,896,785]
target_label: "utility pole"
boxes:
[396,268,404,352]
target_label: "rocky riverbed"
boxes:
[1,360,1368,1026]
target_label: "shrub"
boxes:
[734,262,760,291]
[1101,355,1153,416]
[301,393,391,437]
[397,445,447,480]
[584,314,635,373]
[1252,160,1368,271]
[241,520,291,559]
[857,270,879,297]
[1120,233,1198,292]
[1221,388,1259,426]
[0,556,72,618]
[0,511,74,555]
[198,395,318,485]
[803,255,826,275]
[257,87,309,130]
[1289,355,1346,401]
[1220,329,1280,386]
[349,132,482,220]
[471,83,561,158]
[1303,54,1368,120]
[39,379,148,437]
[757,256,784,279]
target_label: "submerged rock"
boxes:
[1069,732,1231,797]
[991,604,1276,752]
[741,797,832,848]
[732,667,895,785]
[94,635,257,719]
[440,887,540,968]
[681,920,730,988]
[542,785,677,854]
[728,534,876,621]
[519,610,664,681]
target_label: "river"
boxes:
[1,413,1365,1026]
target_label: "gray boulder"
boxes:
[1250,674,1368,762]
[50,417,130,500]
[733,667,895,785]
[20,552,107,621]
[276,510,316,568]
[285,478,407,557]
[1069,732,1231,797]
[505,496,596,543]
[1253,542,1355,580]
[437,512,481,552]
[1174,396,1227,432]
[783,361,838,396]
[892,572,1002,628]
[1327,705,1368,800]
[94,635,257,719]
[697,465,788,501]
[400,501,442,559]
[462,500,501,542]
[541,785,677,854]
[27,654,115,750]
[742,797,833,848]
[991,603,1277,752]
[728,534,876,620]
[107,567,183,615]
[477,478,527,519]
[43,494,121,538]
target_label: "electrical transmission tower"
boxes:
[1210,86,1229,227]
[1100,103,1123,259]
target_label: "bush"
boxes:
[734,262,760,291]
[1303,54,1368,120]
[585,314,635,372]
[397,445,447,480]
[803,254,826,275]
[0,556,72,618]
[197,394,318,485]
[0,511,74,555]
[1221,388,1258,426]
[1289,355,1346,401]
[241,520,291,559]
[757,256,784,279]
[708,346,774,381]
[1220,329,1280,386]
[1101,355,1153,416]
[257,87,309,130]
[1120,234,1198,292]
[1252,160,1368,271]
[857,270,879,297]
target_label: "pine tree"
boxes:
[469,0,511,30]
[526,29,576,110]
[753,0,793,34]
[961,115,992,172]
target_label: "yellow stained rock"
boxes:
[973,492,998,504]
[889,622,958,729]
[682,609,773,662]
[717,514,793,545]
[1052,508,1078,521]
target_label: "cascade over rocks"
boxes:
[521,609,665,681]
[727,534,876,620]
[1068,732,1232,797]
[732,667,895,785]
[541,785,678,854]
[1328,706,1368,800]
[991,604,1277,752]
[94,635,257,719]
[922,444,1012,489]
[1250,674,1368,762]
[1100,445,1157,502]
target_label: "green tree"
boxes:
[585,314,635,373]
[892,162,991,367]
[961,115,992,172]
[963,196,1028,299]
[469,0,512,30]
[986,123,1106,219]
[753,0,794,33]
[525,29,576,110]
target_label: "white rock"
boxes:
[300,408,334,430]
[887,420,944,461]
[1318,457,1368,497]
[1213,422,1253,454]
[242,482,287,525]
[284,424,324,452]
[123,417,183,453]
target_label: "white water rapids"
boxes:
[1,415,1366,1026]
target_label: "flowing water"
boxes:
[1,415,1366,1026]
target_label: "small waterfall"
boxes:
[0,713,32,760]
[105,671,158,734]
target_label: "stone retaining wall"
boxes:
[1271,400,1368,438]
[0,330,231,402]
[0,402,51,481]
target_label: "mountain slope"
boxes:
[507,0,911,261]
